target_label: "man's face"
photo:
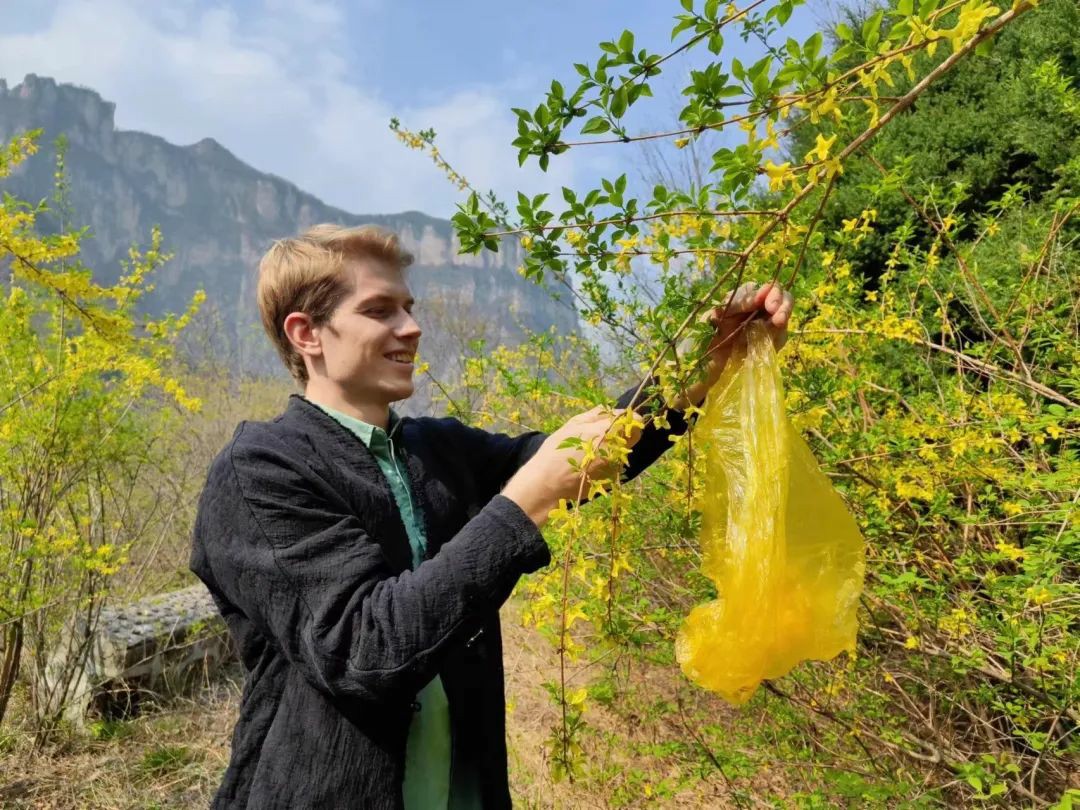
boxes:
[317,256,421,406]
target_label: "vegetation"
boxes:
[0,133,202,737]
[397,0,1079,804]
[0,0,1076,806]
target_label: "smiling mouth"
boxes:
[385,352,415,365]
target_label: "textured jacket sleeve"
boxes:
[191,425,550,706]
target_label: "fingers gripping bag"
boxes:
[675,322,866,705]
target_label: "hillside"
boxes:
[0,74,578,375]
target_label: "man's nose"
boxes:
[397,310,421,340]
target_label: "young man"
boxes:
[191,224,792,809]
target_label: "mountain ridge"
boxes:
[0,73,577,375]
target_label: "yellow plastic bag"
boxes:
[675,322,865,705]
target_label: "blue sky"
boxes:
[0,0,824,219]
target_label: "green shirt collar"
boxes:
[309,401,402,449]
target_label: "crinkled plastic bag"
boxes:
[675,322,865,705]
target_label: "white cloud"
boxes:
[0,0,581,219]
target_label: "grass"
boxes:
[0,669,237,809]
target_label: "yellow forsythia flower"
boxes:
[805,133,838,163]
[763,160,794,192]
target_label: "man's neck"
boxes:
[303,382,390,430]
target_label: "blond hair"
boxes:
[257,223,414,384]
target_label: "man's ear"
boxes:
[283,312,322,359]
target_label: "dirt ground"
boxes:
[0,601,790,809]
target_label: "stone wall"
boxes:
[40,585,233,724]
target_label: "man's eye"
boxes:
[365,308,388,317]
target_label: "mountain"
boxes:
[0,74,577,377]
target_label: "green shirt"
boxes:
[313,403,452,810]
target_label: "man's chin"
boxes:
[338,380,413,406]
[387,382,414,402]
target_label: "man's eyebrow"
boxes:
[356,293,415,307]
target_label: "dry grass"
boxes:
[501,601,793,809]
[0,670,238,809]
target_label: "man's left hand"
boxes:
[706,280,794,359]
[672,281,794,410]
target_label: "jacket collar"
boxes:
[282,395,417,572]
[301,398,403,450]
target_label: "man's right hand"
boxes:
[501,406,643,528]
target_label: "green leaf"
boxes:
[835,22,853,42]
[581,116,611,135]
[671,14,697,40]
[863,9,884,50]
[618,29,634,54]
[752,72,771,97]
[748,55,772,84]
[534,103,551,127]
[610,86,628,119]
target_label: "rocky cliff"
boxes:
[0,74,577,375]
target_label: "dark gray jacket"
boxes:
[190,387,688,809]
